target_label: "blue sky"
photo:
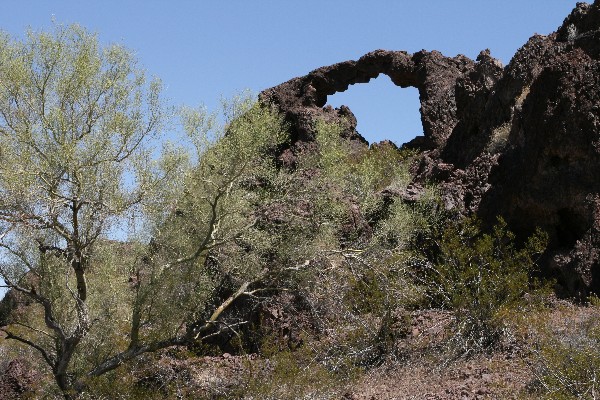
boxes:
[0,1,581,145]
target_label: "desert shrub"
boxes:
[270,120,441,370]
[310,119,413,247]
[242,343,358,400]
[412,216,548,353]
[528,297,600,399]
[225,118,427,378]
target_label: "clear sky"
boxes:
[0,0,581,145]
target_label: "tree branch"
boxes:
[1,327,56,367]
[87,279,254,379]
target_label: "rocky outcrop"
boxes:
[260,50,476,152]
[260,1,600,296]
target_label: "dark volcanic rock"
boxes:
[259,49,475,162]
[474,2,600,296]
[260,1,600,296]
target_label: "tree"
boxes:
[0,23,294,397]
[0,24,451,398]
[0,24,171,398]
[82,95,291,382]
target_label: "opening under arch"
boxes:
[326,74,423,146]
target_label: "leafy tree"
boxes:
[105,95,291,371]
[0,24,172,397]
[0,21,294,397]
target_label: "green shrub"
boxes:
[530,299,600,399]
[242,344,355,400]
[413,216,548,352]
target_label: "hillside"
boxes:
[1,2,600,399]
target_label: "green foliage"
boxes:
[139,96,290,335]
[263,119,435,371]
[3,92,290,396]
[313,119,411,226]
[537,334,600,399]
[525,300,600,399]
[415,216,548,351]
[0,25,566,399]
[0,22,174,397]
[243,345,357,400]
[345,268,386,314]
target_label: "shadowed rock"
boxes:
[260,49,476,151]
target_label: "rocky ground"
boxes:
[107,299,600,399]
[345,298,600,400]
[1,295,598,399]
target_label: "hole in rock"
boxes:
[326,74,423,146]
[556,208,586,248]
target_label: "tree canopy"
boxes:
[0,24,171,397]
[0,24,301,399]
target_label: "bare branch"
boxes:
[1,327,56,367]
[1,273,66,342]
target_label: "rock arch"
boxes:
[260,49,477,150]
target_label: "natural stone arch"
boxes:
[260,49,476,150]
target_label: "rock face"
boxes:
[260,1,600,296]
